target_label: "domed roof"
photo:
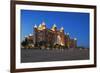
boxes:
[60,27,64,32]
[42,21,46,29]
[60,27,64,30]
[38,24,42,28]
[38,24,42,30]
[66,33,69,35]
[29,34,32,36]
[74,38,77,40]
[34,24,37,28]
[51,24,57,31]
[42,21,46,26]
[53,24,56,28]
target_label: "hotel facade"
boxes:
[22,22,77,49]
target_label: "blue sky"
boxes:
[21,10,90,48]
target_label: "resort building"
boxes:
[22,22,77,49]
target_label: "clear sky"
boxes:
[21,9,90,48]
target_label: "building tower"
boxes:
[60,27,65,46]
[41,21,46,30]
[51,24,58,45]
[65,32,70,48]
[51,24,57,31]
[33,24,37,46]
[74,38,77,48]
[41,21,46,43]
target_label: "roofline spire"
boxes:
[42,21,46,25]
[60,27,64,30]
[74,38,77,40]
[34,24,37,28]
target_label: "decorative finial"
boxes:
[67,33,69,35]
[42,21,46,25]
[38,24,42,30]
[34,24,37,28]
[53,24,56,27]
[29,34,32,36]
[51,24,57,31]
[74,38,77,40]
[24,36,27,38]
[38,24,41,28]
[60,27,64,30]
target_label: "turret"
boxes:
[41,21,46,30]
[60,27,64,33]
[33,24,38,34]
[29,34,32,36]
[34,24,37,28]
[67,33,69,35]
[74,38,77,48]
[65,32,70,48]
[74,38,77,41]
[51,24,57,31]
[38,24,42,30]
[33,24,38,46]
[42,21,46,26]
